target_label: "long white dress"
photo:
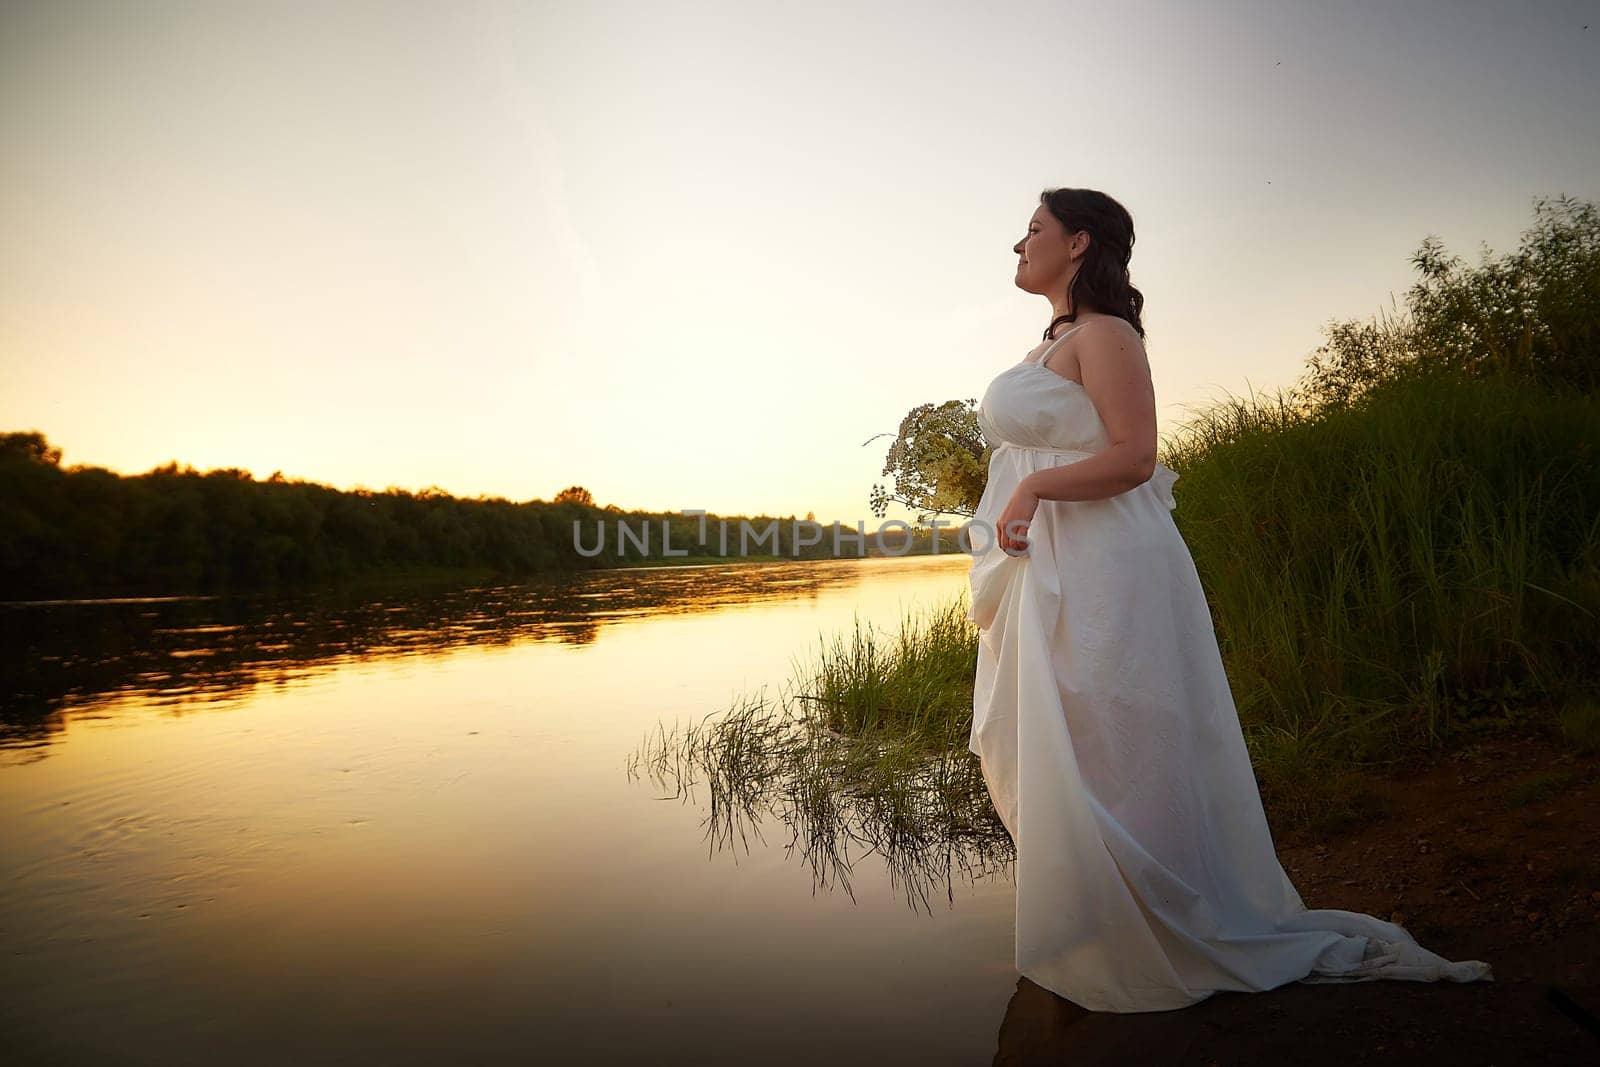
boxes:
[966,323,1493,1013]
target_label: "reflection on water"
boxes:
[0,554,1033,1065]
[0,560,934,752]
[629,687,1014,915]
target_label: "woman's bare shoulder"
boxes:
[1075,315,1152,380]
[1084,314,1143,343]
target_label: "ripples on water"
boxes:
[0,561,918,752]
[0,557,1040,1065]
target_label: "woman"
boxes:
[965,187,1493,1013]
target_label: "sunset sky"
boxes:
[3,0,1596,525]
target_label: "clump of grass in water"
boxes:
[797,594,978,742]
[627,594,1012,912]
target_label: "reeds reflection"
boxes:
[628,597,1016,916]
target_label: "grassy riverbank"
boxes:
[636,565,1596,848]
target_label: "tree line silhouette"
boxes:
[0,435,946,599]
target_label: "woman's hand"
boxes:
[996,484,1041,555]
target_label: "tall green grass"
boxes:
[1165,364,1598,765]
[798,598,978,741]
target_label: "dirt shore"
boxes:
[991,733,1600,1065]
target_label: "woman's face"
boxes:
[1013,206,1085,295]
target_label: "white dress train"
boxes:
[966,324,1493,1013]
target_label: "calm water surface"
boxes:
[1,556,1024,1065]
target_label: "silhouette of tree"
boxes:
[554,486,594,506]
[0,431,62,466]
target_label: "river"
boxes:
[0,554,1024,1065]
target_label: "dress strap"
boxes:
[1035,320,1090,366]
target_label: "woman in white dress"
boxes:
[966,187,1493,1013]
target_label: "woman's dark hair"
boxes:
[1039,187,1145,340]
